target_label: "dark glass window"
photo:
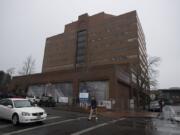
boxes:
[77,30,87,36]
[77,42,86,48]
[0,99,6,105]
[0,99,13,107]
[76,30,87,64]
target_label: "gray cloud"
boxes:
[0,0,180,89]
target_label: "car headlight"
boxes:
[22,112,31,116]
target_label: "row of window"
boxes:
[76,30,87,64]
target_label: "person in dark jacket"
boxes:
[88,96,98,120]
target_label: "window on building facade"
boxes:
[77,42,86,48]
[76,30,87,64]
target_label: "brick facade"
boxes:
[10,11,148,111]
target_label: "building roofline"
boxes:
[46,33,64,40]
[45,11,137,39]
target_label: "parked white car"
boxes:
[149,100,160,112]
[0,98,47,125]
[162,105,180,122]
[26,96,40,105]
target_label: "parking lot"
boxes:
[0,108,180,135]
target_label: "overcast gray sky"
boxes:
[0,0,180,89]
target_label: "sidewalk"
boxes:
[53,104,159,118]
[53,104,90,113]
[99,111,159,118]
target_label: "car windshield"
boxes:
[13,100,32,108]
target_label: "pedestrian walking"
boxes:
[88,96,98,120]
[159,99,164,112]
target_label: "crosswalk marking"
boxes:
[0,116,61,130]
[71,118,126,135]
[2,117,87,135]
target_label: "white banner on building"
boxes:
[59,97,68,103]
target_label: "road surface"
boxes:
[0,108,179,135]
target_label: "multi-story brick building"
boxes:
[10,11,149,111]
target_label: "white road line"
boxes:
[46,116,61,120]
[0,116,60,130]
[71,118,126,135]
[2,117,87,135]
[0,124,12,129]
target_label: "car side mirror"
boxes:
[7,105,13,108]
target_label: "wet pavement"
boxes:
[152,118,180,135]
[0,108,179,135]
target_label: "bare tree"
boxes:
[131,56,161,109]
[148,56,161,90]
[6,67,16,77]
[18,56,35,75]
[133,56,160,90]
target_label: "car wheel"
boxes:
[12,114,19,126]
